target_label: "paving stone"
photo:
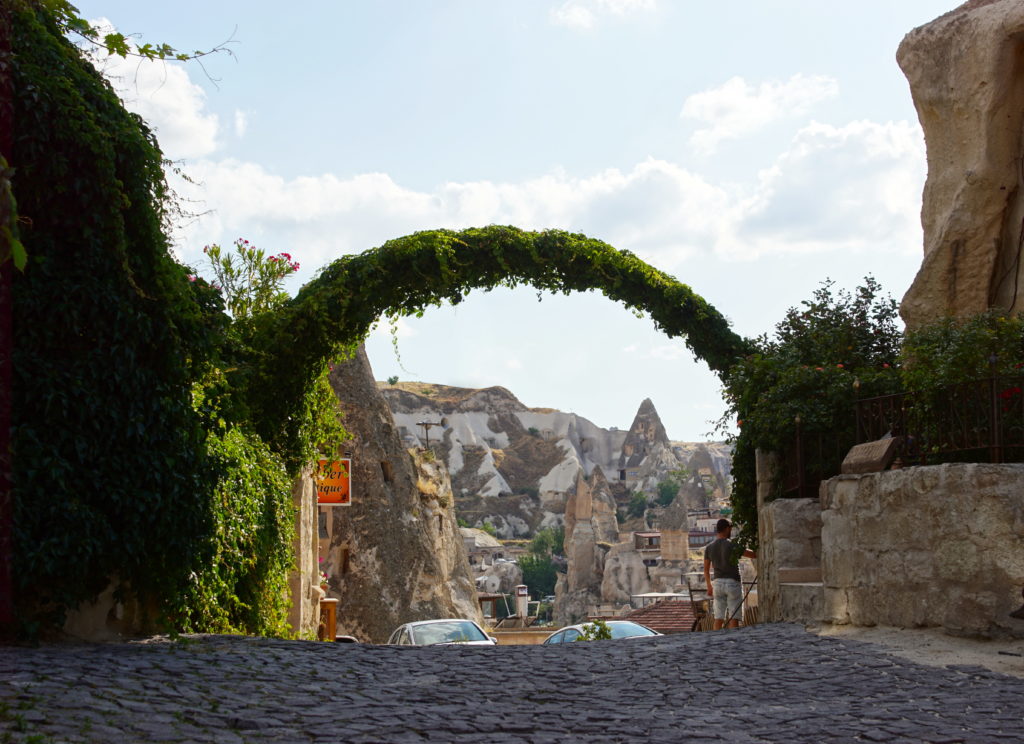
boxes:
[2,624,1024,742]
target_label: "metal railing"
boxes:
[779,420,853,499]
[855,375,1024,465]
[775,374,1024,499]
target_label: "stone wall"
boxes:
[758,496,822,624]
[821,464,1024,637]
[287,471,320,637]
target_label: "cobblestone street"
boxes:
[1,623,1022,743]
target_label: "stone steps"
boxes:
[779,581,824,623]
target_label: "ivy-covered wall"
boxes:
[11,4,215,630]
[10,5,294,636]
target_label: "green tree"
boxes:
[519,553,557,598]
[626,491,648,519]
[655,469,689,506]
[718,278,903,546]
[529,526,565,558]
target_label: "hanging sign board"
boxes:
[316,458,351,506]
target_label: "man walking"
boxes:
[703,519,756,630]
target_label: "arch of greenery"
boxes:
[11,2,757,635]
[251,226,751,455]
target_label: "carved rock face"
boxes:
[898,0,1024,326]
[321,347,481,642]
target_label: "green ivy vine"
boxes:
[246,226,751,464]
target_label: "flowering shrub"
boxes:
[202,239,299,319]
[718,279,903,543]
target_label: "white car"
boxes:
[387,618,498,646]
[542,620,660,644]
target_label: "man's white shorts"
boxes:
[712,578,742,621]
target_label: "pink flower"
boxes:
[882,363,890,369]
[836,364,844,369]
[815,367,824,371]
[187,275,196,282]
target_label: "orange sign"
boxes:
[316,458,351,505]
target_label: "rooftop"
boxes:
[625,600,698,634]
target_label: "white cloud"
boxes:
[550,0,657,30]
[116,47,924,292]
[84,19,220,159]
[171,116,924,284]
[234,110,248,138]
[681,74,839,154]
[370,315,417,341]
[718,119,926,260]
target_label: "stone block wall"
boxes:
[821,464,1024,637]
[758,496,822,623]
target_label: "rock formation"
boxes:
[619,398,670,469]
[556,467,620,624]
[320,347,481,642]
[381,383,732,538]
[898,0,1024,327]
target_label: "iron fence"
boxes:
[854,375,1024,465]
[779,420,854,499]
[776,375,1024,499]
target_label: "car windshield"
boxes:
[410,621,487,645]
[608,622,657,638]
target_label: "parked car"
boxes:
[542,620,661,644]
[387,618,498,646]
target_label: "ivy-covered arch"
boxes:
[252,226,751,461]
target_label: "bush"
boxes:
[519,554,558,598]
[575,619,613,641]
[626,492,648,519]
[719,278,903,548]
[172,429,295,635]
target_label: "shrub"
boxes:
[575,619,613,641]
[626,492,648,519]
[718,278,903,547]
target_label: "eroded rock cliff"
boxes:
[380,382,732,539]
[898,0,1024,327]
[320,348,481,642]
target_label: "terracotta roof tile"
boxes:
[625,600,698,634]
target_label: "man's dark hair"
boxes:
[716,518,731,533]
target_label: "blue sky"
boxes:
[78,0,955,440]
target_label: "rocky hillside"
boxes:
[379,381,732,538]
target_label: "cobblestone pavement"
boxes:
[1,623,1022,743]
